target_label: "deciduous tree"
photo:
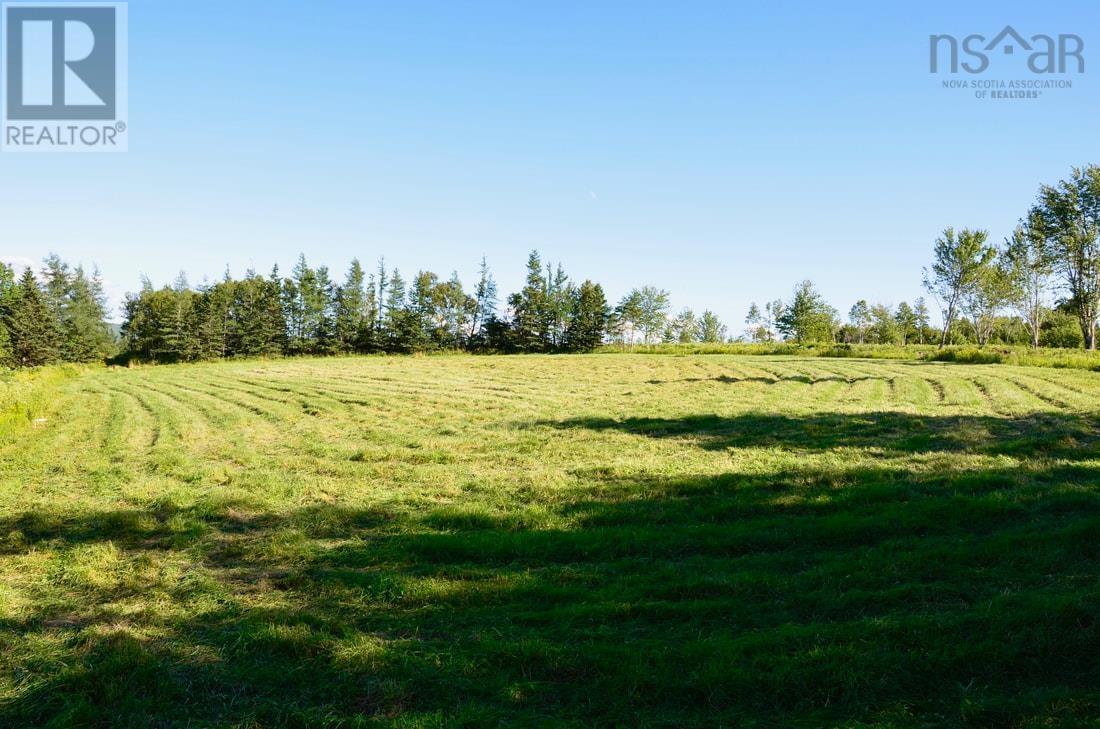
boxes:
[1031,165,1100,349]
[922,227,995,348]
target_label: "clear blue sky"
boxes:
[3,0,1099,329]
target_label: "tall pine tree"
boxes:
[62,266,113,361]
[335,259,367,353]
[0,263,14,368]
[509,251,548,352]
[564,280,609,352]
[6,268,61,367]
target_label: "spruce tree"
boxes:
[375,258,388,328]
[0,320,12,369]
[6,268,61,367]
[357,272,380,353]
[563,280,608,352]
[546,263,572,349]
[0,265,14,367]
[262,266,289,355]
[62,266,113,361]
[383,269,411,352]
[0,262,16,334]
[288,255,315,353]
[408,271,439,350]
[509,251,548,352]
[228,270,275,356]
[313,265,337,354]
[335,259,367,353]
[39,254,71,323]
[469,256,497,340]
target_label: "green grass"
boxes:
[606,342,1100,371]
[0,364,82,435]
[2,354,1100,727]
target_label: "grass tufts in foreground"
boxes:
[1,354,1099,727]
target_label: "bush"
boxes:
[925,347,1007,365]
[1040,312,1085,349]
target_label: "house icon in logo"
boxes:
[930,25,1085,76]
[985,26,1031,55]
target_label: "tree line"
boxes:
[743,164,1100,350]
[6,163,1100,369]
[0,256,113,368]
[0,248,731,369]
[116,250,727,363]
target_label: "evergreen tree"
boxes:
[288,255,315,353]
[0,263,16,310]
[357,271,381,353]
[564,280,608,352]
[407,270,439,350]
[263,265,290,354]
[229,270,285,357]
[383,269,413,352]
[546,262,572,349]
[313,265,337,354]
[509,251,549,352]
[334,259,367,353]
[40,254,71,324]
[0,263,14,368]
[480,315,515,352]
[0,319,11,369]
[190,274,235,360]
[32,254,112,362]
[6,268,61,367]
[469,257,497,340]
[376,258,388,328]
[168,274,198,360]
[63,265,113,361]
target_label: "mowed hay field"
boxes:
[2,355,1100,728]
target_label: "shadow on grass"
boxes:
[2,413,1100,726]
[645,374,890,386]
[541,411,1100,459]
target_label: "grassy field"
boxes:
[2,355,1099,727]
[600,342,1100,371]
